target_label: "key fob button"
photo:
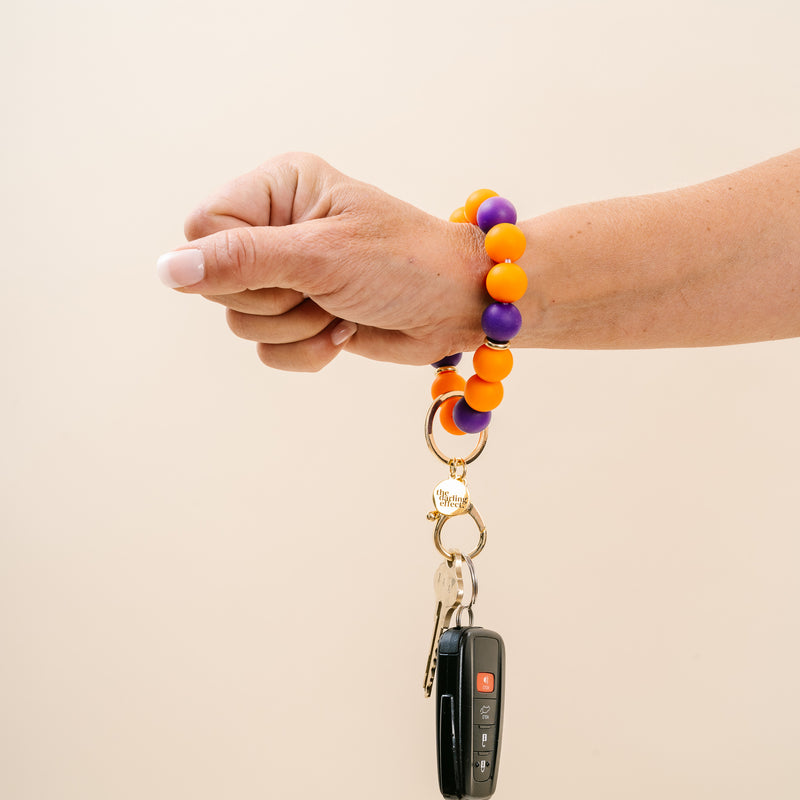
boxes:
[473,754,492,782]
[474,725,495,752]
[476,671,495,693]
[473,698,497,725]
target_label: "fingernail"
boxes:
[156,249,205,288]
[331,320,357,347]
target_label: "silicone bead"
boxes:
[482,302,522,342]
[476,196,517,233]
[465,375,504,412]
[439,397,465,436]
[431,370,466,400]
[486,262,528,303]
[431,353,463,369]
[465,189,498,225]
[473,345,513,382]
[452,398,492,433]
[449,207,469,224]
[484,223,526,262]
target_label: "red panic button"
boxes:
[476,672,495,693]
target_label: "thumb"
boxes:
[156,222,324,296]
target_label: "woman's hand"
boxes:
[159,148,800,368]
[157,153,491,371]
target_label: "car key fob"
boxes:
[436,626,505,799]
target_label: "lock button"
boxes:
[474,725,495,752]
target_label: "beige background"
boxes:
[2,0,800,798]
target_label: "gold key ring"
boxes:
[424,391,489,466]
[433,503,487,560]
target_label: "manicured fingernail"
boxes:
[156,249,205,288]
[331,320,357,347]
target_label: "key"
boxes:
[424,555,464,696]
[436,626,505,799]
[423,553,465,697]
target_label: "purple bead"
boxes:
[481,302,522,342]
[476,197,517,233]
[452,399,492,433]
[431,353,463,369]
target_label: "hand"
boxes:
[157,153,491,371]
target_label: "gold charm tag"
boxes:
[432,478,470,517]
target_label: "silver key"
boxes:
[423,552,464,697]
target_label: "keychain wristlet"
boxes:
[424,190,525,799]
[430,189,528,435]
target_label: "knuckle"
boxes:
[183,205,215,241]
[225,308,249,339]
[257,341,334,373]
[272,151,327,173]
[215,228,260,290]
[267,289,303,316]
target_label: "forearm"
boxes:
[516,149,800,349]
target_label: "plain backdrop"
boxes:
[2,1,799,798]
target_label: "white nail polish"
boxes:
[156,249,205,288]
[331,321,357,347]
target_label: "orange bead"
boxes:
[473,345,513,382]
[449,207,470,223]
[484,223,526,262]
[431,370,466,400]
[439,397,465,436]
[464,189,498,225]
[464,375,504,412]
[486,262,528,302]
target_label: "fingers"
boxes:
[341,325,434,366]
[157,219,330,296]
[203,287,305,315]
[226,299,336,345]
[256,319,358,373]
[183,152,336,240]
[224,297,358,372]
[252,320,434,373]
[252,321,431,372]
[159,152,343,297]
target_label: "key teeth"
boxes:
[426,656,437,692]
[425,650,439,697]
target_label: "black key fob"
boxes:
[436,626,505,799]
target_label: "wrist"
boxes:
[432,191,531,433]
[444,218,494,353]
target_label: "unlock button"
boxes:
[473,754,492,782]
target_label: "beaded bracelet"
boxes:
[429,190,528,435]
